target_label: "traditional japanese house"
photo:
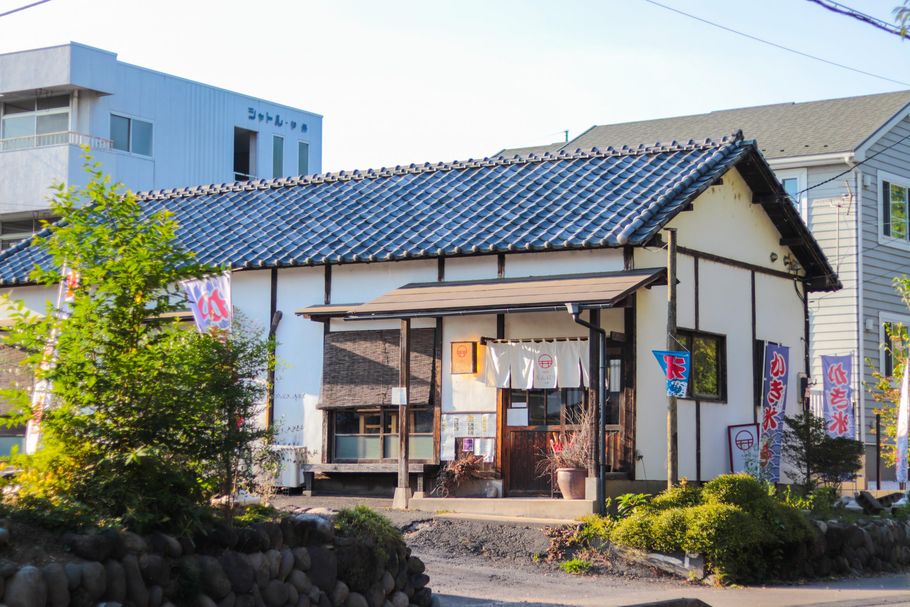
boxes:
[0,132,839,504]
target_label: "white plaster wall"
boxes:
[330,260,437,305]
[444,256,497,281]
[0,285,54,317]
[231,271,272,428]
[671,168,795,272]
[273,267,324,454]
[442,315,498,414]
[504,249,624,277]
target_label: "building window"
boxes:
[233,127,257,181]
[882,319,909,377]
[272,135,284,178]
[298,141,309,175]
[0,95,70,148]
[882,178,910,241]
[508,388,586,426]
[332,407,433,462]
[678,329,726,401]
[110,114,153,156]
[775,168,808,220]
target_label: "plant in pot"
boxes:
[536,405,593,499]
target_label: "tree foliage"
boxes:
[0,158,276,533]
[782,412,863,489]
[867,276,910,467]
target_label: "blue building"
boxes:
[0,42,323,248]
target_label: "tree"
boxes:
[868,276,910,468]
[782,412,863,489]
[1,157,275,532]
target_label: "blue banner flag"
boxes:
[759,344,789,483]
[182,272,232,333]
[652,350,691,397]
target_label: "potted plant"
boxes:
[537,406,593,499]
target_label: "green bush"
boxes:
[613,492,652,518]
[576,514,613,545]
[701,474,768,510]
[650,508,689,554]
[560,558,592,575]
[683,504,765,582]
[609,510,654,550]
[335,506,404,593]
[650,480,701,510]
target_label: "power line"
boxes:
[0,0,52,19]
[641,0,910,87]
[805,0,904,39]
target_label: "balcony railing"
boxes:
[0,131,113,153]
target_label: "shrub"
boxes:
[650,479,701,510]
[576,514,613,545]
[701,474,768,510]
[650,508,689,554]
[560,558,592,575]
[609,510,653,550]
[682,504,764,582]
[613,492,652,518]
[334,506,404,593]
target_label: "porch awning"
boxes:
[344,267,666,320]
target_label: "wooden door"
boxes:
[506,429,551,495]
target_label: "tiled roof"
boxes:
[492,142,564,157]
[501,91,910,160]
[0,133,838,290]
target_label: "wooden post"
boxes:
[393,318,412,509]
[666,228,679,489]
[876,413,882,491]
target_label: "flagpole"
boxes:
[666,228,678,489]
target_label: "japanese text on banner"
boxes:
[821,354,854,439]
[652,350,690,397]
[182,272,232,333]
[759,344,789,483]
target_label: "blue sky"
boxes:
[2,0,910,171]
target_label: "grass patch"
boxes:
[560,557,593,575]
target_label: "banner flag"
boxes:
[897,363,909,484]
[24,267,79,455]
[822,354,855,439]
[182,272,232,333]
[651,350,691,397]
[759,343,789,483]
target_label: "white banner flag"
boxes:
[531,342,558,389]
[182,272,232,333]
[897,363,909,484]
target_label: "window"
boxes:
[233,127,257,181]
[0,95,70,148]
[508,388,586,426]
[333,407,434,461]
[775,168,808,220]
[110,114,153,156]
[881,318,909,377]
[882,178,910,241]
[298,141,309,175]
[678,329,726,401]
[272,135,284,178]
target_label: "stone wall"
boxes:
[0,514,433,607]
[806,518,910,577]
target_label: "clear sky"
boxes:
[2,0,910,172]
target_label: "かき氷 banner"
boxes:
[821,354,854,439]
[759,343,790,483]
[651,350,690,397]
[182,272,232,333]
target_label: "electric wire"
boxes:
[641,0,910,87]
[805,0,904,38]
[0,0,52,19]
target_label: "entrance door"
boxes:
[504,388,586,496]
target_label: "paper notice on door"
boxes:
[441,435,455,461]
[507,408,528,426]
[473,438,495,463]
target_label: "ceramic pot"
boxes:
[555,467,588,500]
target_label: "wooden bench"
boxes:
[300,462,438,496]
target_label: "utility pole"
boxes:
[666,228,679,489]
[393,319,412,509]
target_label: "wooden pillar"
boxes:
[393,318,412,509]
[666,228,679,489]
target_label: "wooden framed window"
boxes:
[882,320,909,378]
[332,407,433,462]
[678,329,726,401]
[507,388,586,426]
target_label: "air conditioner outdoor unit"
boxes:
[272,445,307,488]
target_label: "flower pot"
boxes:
[555,467,588,500]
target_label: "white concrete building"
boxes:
[0,42,322,248]
[0,134,838,503]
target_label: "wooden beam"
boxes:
[394,319,412,508]
[779,237,804,247]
